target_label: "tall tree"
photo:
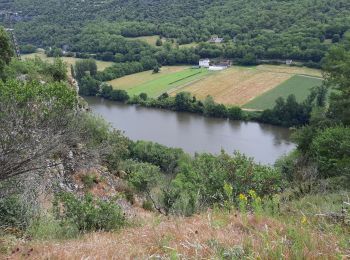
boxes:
[323,33,350,125]
[0,27,14,79]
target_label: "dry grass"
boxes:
[257,65,322,77]
[107,66,189,90]
[175,67,292,106]
[5,210,346,259]
[126,36,163,46]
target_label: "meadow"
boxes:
[126,35,163,46]
[107,66,189,90]
[110,67,212,97]
[243,75,323,110]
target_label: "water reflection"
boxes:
[85,97,296,165]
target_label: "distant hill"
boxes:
[1,0,350,62]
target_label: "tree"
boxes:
[0,27,14,79]
[75,59,98,82]
[110,89,129,102]
[139,93,148,101]
[322,37,350,125]
[153,65,160,73]
[79,75,100,96]
[175,92,193,111]
[310,126,350,178]
[156,38,163,46]
[100,83,113,98]
[0,80,77,181]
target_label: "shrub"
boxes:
[81,173,99,189]
[110,89,130,102]
[142,200,154,211]
[0,195,32,230]
[27,215,79,240]
[310,126,350,178]
[55,193,125,232]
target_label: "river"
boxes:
[85,97,295,165]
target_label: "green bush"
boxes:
[27,215,79,240]
[142,200,154,211]
[0,195,32,230]
[311,126,350,178]
[55,193,125,232]
[81,173,99,189]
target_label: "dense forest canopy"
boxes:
[1,0,350,63]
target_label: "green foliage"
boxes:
[122,159,162,193]
[139,92,148,101]
[20,44,36,54]
[110,89,130,102]
[162,152,283,215]
[258,88,328,127]
[2,57,68,82]
[310,126,350,178]
[74,59,97,82]
[0,195,32,230]
[79,75,100,96]
[0,27,14,79]
[55,193,125,232]
[10,0,349,64]
[78,114,129,172]
[81,173,99,189]
[323,36,350,125]
[27,215,79,240]
[130,141,187,174]
[0,79,77,180]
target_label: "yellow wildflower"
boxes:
[248,190,257,199]
[239,193,248,202]
[301,215,307,225]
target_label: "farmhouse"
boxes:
[208,36,224,43]
[199,58,210,68]
[208,60,232,71]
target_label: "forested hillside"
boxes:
[1,0,350,63]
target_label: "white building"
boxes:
[209,66,227,71]
[208,36,224,43]
[199,58,210,68]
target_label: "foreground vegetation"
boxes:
[0,26,350,259]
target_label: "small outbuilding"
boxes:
[199,58,210,68]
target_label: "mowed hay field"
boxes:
[107,66,189,90]
[109,67,212,97]
[174,66,292,106]
[243,75,323,110]
[22,51,114,75]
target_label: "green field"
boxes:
[114,68,212,97]
[243,75,323,110]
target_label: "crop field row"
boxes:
[174,67,292,106]
[125,68,212,97]
[243,75,323,110]
[107,64,323,109]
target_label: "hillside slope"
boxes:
[1,0,350,62]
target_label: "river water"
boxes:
[85,97,295,165]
